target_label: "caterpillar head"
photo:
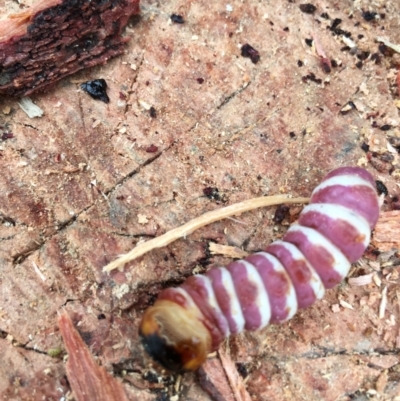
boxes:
[139,300,211,372]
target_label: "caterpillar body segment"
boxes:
[139,167,380,372]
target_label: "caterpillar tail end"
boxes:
[139,300,211,372]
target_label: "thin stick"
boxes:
[103,195,310,272]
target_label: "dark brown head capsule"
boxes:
[139,300,211,372]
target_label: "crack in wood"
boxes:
[11,142,174,265]
[216,82,252,110]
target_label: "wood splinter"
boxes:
[0,0,140,96]
[103,195,310,272]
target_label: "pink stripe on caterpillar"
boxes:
[206,267,245,335]
[245,252,298,323]
[311,175,379,228]
[298,203,370,263]
[265,241,325,308]
[226,260,271,331]
[284,225,351,289]
[181,275,230,349]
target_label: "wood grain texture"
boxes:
[0,0,399,399]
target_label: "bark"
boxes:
[0,0,140,96]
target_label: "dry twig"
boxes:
[103,195,309,272]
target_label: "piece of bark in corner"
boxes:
[0,0,140,97]
[58,312,130,401]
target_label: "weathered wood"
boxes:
[0,0,399,399]
[373,210,400,251]
[0,0,140,96]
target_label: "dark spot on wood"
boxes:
[145,144,158,153]
[203,187,221,201]
[321,59,331,73]
[273,204,290,224]
[380,124,391,131]
[357,51,370,60]
[305,38,313,47]
[361,142,370,152]
[378,153,394,164]
[297,60,304,67]
[330,18,342,30]
[197,77,204,84]
[362,10,378,22]
[299,4,317,14]
[149,106,157,118]
[143,370,160,383]
[236,363,249,378]
[379,43,393,57]
[302,73,322,84]
[171,14,184,24]
[80,79,109,103]
[241,44,260,64]
[376,180,388,196]
[371,53,381,64]
[1,132,14,140]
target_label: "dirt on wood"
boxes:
[0,0,400,400]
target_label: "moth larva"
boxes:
[139,167,380,372]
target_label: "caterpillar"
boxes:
[139,167,380,372]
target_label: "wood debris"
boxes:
[339,300,354,310]
[208,242,249,259]
[372,211,400,251]
[348,273,373,286]
[58,312,130,401]
[379,286,388,319]
[218,347,252,401]
[199,350,252,401]
[0,0,140,96]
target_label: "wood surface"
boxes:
[0,0,399,400]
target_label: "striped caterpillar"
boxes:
[139,167,380,372]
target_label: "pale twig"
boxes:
[103,195,309,272]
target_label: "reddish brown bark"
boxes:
[0,0,140,96]
[58,312,131,401]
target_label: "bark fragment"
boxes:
[0,0,140,96]
[58,311,130,401]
